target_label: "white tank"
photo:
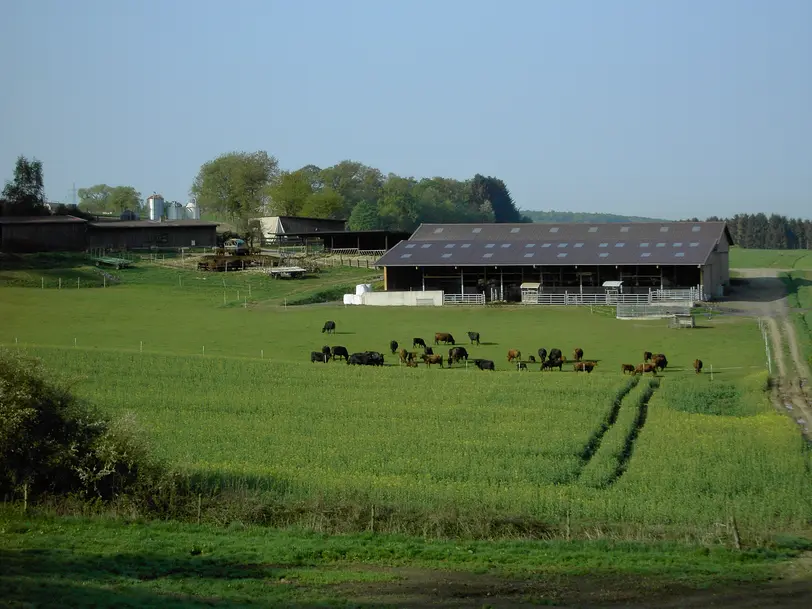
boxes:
[166,201,184,221]
[185,200,200,220]
[147,195,165,221]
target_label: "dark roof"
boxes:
[0,215,87,225]
[275,230,411,238]
[275,215,348,223]
[375,222,732,267]
[88,220,219,229]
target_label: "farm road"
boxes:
[723,269,811,438]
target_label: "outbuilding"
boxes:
[87,219,218,249]
[0,215,88,252]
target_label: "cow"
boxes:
[573,348,584,362]
[321,345,332,358]
[621,364,636,375]
[311,351,329,363]
[389,340,399,354]
[363,351,385,366]
[448,346,469,364]
[694,359,703,374]
[322,320,336,334]
[507,349,522,363]
[548,348,562,362]
[467,331,481,345]
[424,347,434,355]
[634,363,657,376]
[474,359,495,371]
[421,353,444,368]
[517,362,528,371]
[347,353,370,366]
[398,348,413,364]
[643,351,653,362]
[541,358,565,371]
[537,348,548,363]
[413,338,427,349]
[435,332,456,345]
[653,354,668,371]
[529,355,536,363]
[574,361,596,373]
[406,360,418,368]
[331,346,349,361]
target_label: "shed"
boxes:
[520,282,541,304]
[87,219,218,249]
[0,215,88,252]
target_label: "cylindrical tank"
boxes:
[185,200,200,220]
[166,201,184,221]
[146,195,165,221]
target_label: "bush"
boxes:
[287,285,356,305]
[0,349,160,502]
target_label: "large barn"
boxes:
[375,221,733,303]
[87,219,218,249]
[0,216,88,252]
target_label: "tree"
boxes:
[266,170,313,216]
[470,174,525,223]
[190,151,279,221]
[300,188,345,219]
[348,200,383,230]
[319,161,384,217]
[78,184,141,214]
[1,156,48,216]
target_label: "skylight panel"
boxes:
[525,243,535,248]
[441,253,452,259]
[472,228,482,234]
[433,228,444,234]
[558,243,568,248]
[485,243,495,248]
[444,243,455,249]
[541,243,552,248]
[557,253,567,258]
[400,254,412,259]
[675,252,685,258]
[641,252,651,258]
[656,242,666,247]
[501,243,511,248]
[588,227,599,232]
[524,253,535,258]
[673,242,683,247]
[483,253,493,259]
[620,226,630,232]
[692,225,701,232]
[689,242,699,247]
[549,227,560,233]
[615,242,625,247]
[461,243,471,248]
[660,226,669,232]
[599,253,609,258]
[420,244,432,248]
[574,242,584,248]
[405,243,416,249]
[599,242,608,248]
[640,242,649,247]
[510,227,521,233]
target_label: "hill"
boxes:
[522,210,664,223]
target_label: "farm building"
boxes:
[273,230,411,254]
[254,216,347,243]
[375,221,733,304]
[87,219,218,249]
[0,215,88,252]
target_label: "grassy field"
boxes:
[729,247,812,269]
[3,255,810,541]
[784,270,812,367]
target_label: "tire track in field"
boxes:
[608,378,659,485]
[578,375,640,468]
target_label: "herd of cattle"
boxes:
[315,320,704,375]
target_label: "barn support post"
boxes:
[660,266,664,290]
[422,269,426,292]
[500,269,504,301]
[460,268,464,295]
[383,267,388,291]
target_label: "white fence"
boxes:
[443,293,486,305]
[616,304,693,319]
[521,286,701,306]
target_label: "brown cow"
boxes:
[434,332,455,345]
[644,351,653,362]
[653,353,668,371]
[693,359,703,374]
[574,361,597,373]
[507,349,522,362]
[621,364,636,375]
[398,348,409,363]
[573,348,584,362]
[634,363,657,376]
[421,353,444,368]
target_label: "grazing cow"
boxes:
[435,332,456,345]
[363,351,385,366]
[413,337,427,349]
[421,353,444,368]
[621,364,636,375]
[474,359,495,371]
[574,361,596,373]
[548,348,562,362]
[347,353,369,366]
[529,355,536,363]
[467,331,481,345]
[653,354,668,371]
[322,320,336,334]
[517,362,528,371]
[311,351,329,363]
[643,351,653,362]
[321,345,332,358]
[694,359,703,374]
[398,348,412,364]
[542,357,565,371]
[390,340,399,354]
[537,348,548,363]
[448,346,469,364]
[507,349,522,363]
[573,348,584,362]
[331,346,349,361]
[634,363,657,376]
[424,346,434,355]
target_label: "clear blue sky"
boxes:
[2,0,810,219]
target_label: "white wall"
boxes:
[361,290,444,306]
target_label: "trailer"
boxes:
[268,266,307,279]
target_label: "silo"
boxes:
[185,200,200,220]
[146,194,165,221]
[166,201,184,221]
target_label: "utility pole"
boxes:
[71,182,77,206]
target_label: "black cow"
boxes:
[413,338,427,349]
[347,353,369,366]
[322,320,336,334]
[363,351,385,366]
[517,362,528,371]
[541,358,564,371]
[331,346,349,361]
[548,348,562,362]
[474,359,495,371]
[311,351,329,363]
[537,348,547,363]
[390,340,399,354]
[467,331,481,345]
[321,345,331,357]
[529,355,536,363]
[424,346,434,355]
[448,346,469,364]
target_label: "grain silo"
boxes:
[146,194,165,221]
[185,200,200,220]
[165,201,184,221]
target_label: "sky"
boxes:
[1,0,810,220]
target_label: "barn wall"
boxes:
[88,226,217,249]
[0,223,87,252]
[362,290,444,306]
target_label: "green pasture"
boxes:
[729,247,812,269]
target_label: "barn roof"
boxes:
[375,221,733,267]
[0,215,87,225]
[88,220,219,229]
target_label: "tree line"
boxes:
[704,213,812,250]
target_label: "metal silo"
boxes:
[166,201,184,221]
[147,194,165,221]
[185,200,200,220]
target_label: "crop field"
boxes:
[2,257,812,540]
[729,247,812,270]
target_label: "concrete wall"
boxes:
[361,290,444,306]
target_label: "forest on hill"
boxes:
[707,213,812,250]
